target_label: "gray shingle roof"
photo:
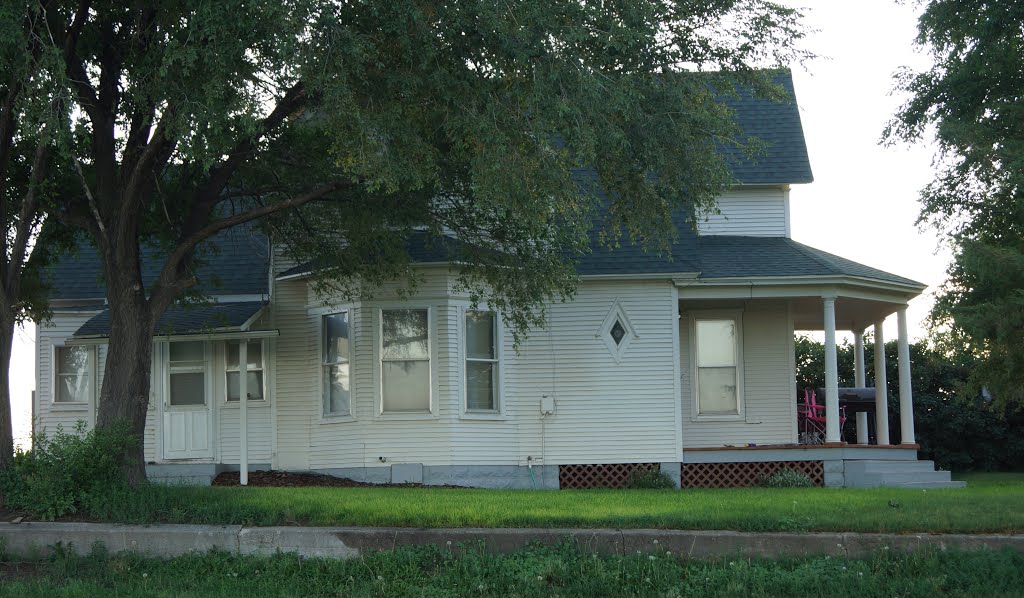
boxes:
[46,72,823,299]
[277,231,473,280]
[721,72,813,185]
[46,225,269,301]
[74,301,266,338]
[576,207,701,276]
[696,236,925,287]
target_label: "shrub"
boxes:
[759,469,812,488]
[0,421,136,520]
[625,468,676,489]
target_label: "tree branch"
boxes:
[6,140,50,292]
[151,180,353,311]
[191,82,308,215]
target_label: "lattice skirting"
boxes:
[559,463,660,489]
[681,460,824,488]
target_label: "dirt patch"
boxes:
[0,561,45,581]
[212,470,378,487]
[212,470,467,488]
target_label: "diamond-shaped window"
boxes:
[610,320,627,345]
[598,302,637,363]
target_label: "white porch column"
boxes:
[853,329,868,444]
[854,330,866,387]
[897,307,916,444]
[239,341,249,486]
[823,297,841,444]
[873,320,891,445]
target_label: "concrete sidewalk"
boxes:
[1,522,1020,560]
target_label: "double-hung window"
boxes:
[381,309,430,412]
[55,346,92,403]
[168,342,206,406]
[465,310,499,412]
[226,341,264,401]
[322,312,351,416]
[694,317,742,416]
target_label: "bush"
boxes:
[759,469,812,488]
[625,468,676,489]
[0,421,136,520]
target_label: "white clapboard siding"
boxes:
[34,310,101,437]
[272,279,318,470]
[696,188,789,237]
[217,405,273,463]
[306,271,458,469]
[272,274,682,470]
[505,281,679,464]
[680,300,797,447]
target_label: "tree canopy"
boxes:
[14,0,809,480]
[887,0,1024,407]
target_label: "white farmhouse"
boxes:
[33,73,962,489]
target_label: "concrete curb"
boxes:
[0,522,1020,561]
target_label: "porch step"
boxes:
[146,463,216,486]
[844,459,964,489]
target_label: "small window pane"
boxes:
[170,341,204,363]
[696,320,736,366]
[382,361,430,411]
[227,342,262,370]
[466,361,496,410]
[57,346,90,374]
[610,320,627,345]
[466,311,495,359]
[227,372,264,401]
[698,366,738,415]
[55,347,90,403]
[323,363,350,415]
[169,372,205,406]
[382,310,429,360]
[323,313,349,364]
[57,374,90,403]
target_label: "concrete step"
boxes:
[148,475,215,486]
[844,459,939,475]
[146,463,217,486]
[855,471,953,486]
[844,459,964,489]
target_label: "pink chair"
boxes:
[798,389,846,444]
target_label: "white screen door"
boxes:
[163,341,213,459]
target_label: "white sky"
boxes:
[785,0,947,342]
[7,1,945,448]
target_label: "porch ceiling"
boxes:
[791,296,899,331]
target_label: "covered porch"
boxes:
[675,267,963,487]
[790,293,916,447]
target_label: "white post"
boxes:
[239,341,249,486]
[856,412,869,444]
[897,307,916,444]
[823,297,841,444]
[854,330,866,388]
[873,320,890,445]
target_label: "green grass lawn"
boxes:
[77,472,1024,534]
[3,543,1023,597]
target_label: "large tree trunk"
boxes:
[95,283,155,485]
[0,316,15,470]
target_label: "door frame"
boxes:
[158,340,216,461]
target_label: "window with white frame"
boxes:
[168,341,206,406]
[465,310,498,412]
[226,341,264,401]
[322,312,351,416]
[55,345,93,403]
[694,317,741,416]
[381,308,430,412]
